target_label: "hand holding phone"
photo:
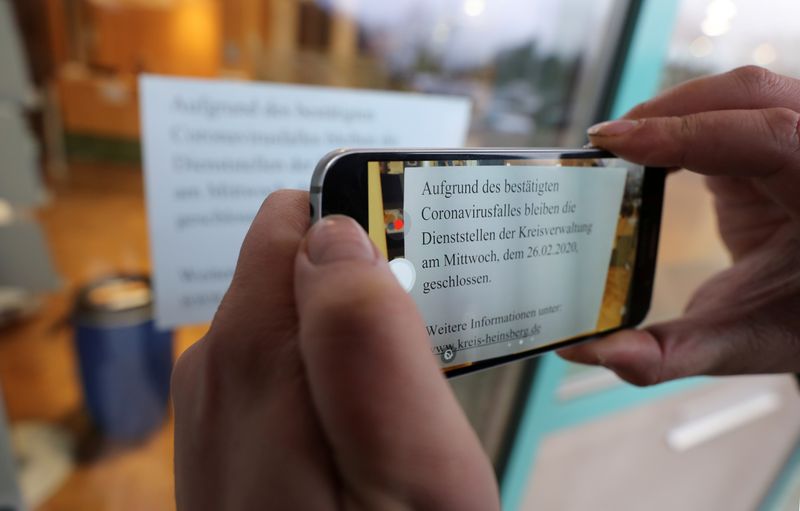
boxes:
[562,67,800,385]
[311,148,665,376]
[173,191,500,510]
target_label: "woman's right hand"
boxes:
[560,66,800,385]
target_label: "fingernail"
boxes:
[587,119,640,137]
[306,216,376,265]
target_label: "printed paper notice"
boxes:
[141,75,471,328]
[402,165,627,366]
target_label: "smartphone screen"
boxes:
[314,151,663,375]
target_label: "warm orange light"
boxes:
[168,0,220,76]
[89,0,175,8]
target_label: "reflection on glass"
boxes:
[340,0,619,146]
[665,0,800,87]
[49,0,622,155]
[3,2,634,507]
[293,0,620,146]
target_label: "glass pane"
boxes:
[664,0,800,87]
[0,0,630,508]
[654,0,796,326]
[565,1,784,384]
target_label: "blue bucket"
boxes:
[73,276,172,443]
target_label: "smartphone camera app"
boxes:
[363,157,647,373]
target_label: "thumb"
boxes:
[558,315,757,386]
[294,216,498,510]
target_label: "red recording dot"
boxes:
[394,218,404,230]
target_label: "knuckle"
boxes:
[254,191,283,220]
[257,189,308,225]
[623,373,658,388]
[730,65,784,97]
[626,100,652,119]
[605,358,661,387]
[262,189,301,208]
[171,338,227,425]
[171,339,205,402]
[761,107,800,153]
[678,114,697,139]
[670,115,701,168]
[241,191,308,257]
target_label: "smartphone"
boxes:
[310,148,664,377]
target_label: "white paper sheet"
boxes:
[402,165,627,367]
[140,75,471,328]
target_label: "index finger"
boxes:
[588,108,800,220]
[208,190,310,350]
[625,66,800,119]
